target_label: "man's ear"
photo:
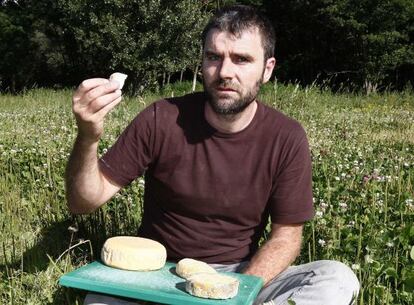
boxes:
[262,57,276,83]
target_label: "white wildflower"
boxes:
[138,178,145,187]
[316,210,324,217]
[364,255,374,264]
[320,202,329,209]
[347,221,356,228]
[351,264,360,270]
[339,202,348,210]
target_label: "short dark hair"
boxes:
[201,5,275,60]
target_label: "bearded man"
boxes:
[66,5,360,305]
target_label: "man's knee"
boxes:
[313,260,360,302]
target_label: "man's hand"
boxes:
[72,78,122,143]
[243,223,303,286]
[66,78,122,214]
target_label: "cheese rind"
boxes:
[176,258,217,279]
[101,236,166,271]
[109,72,128,89]
[185,273,239,299]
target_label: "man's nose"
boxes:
[218,58,235,79]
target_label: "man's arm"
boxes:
[243,223,303,286]
[65,78,123,214]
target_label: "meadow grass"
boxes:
[0,82,413,304]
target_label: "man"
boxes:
[66,5,360,305]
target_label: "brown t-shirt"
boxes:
[99,92,314,264]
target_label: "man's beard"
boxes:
[204,77,262,116]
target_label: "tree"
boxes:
[0,0,209,93]
[0,2,42,92]
[263,0,414,90]
[1,0,412,92]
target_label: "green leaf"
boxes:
[385,267,398,279]
[410,246,414,260]
[403,275,414,292]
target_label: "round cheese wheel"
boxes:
[185,273,239,299]
[176,258,217,279]
[101,236,166,271]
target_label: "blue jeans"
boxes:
[84,260,360,305]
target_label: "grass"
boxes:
[0,82,413,304]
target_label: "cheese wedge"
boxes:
[109,72,128,89]
[176,258,217,279]
[186,272,239,299]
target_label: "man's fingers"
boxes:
[74,90,122,116]
[73,78,110,101]
[85,81,120,103]
[94,95,123,120]
[91,90,122,113]
[75,81,120,107]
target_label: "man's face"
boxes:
[202,28,275,115]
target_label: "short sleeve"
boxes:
[269,127,314,224]
[98,105,155,187]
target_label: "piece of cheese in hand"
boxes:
[109,72,128,89]
[186,272,239,299]
[176,258,217,279]
[101,236,166,271]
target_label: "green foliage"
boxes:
[0,0,413,92]
[321,0,414,88]
[0,4,36,91]
[0,0,209,93]
[55,0,210,93]
[264,0,414,90]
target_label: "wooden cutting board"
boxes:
[59,261,263,305]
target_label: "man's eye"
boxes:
[236,57,249,63]
[206,54,219,61]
